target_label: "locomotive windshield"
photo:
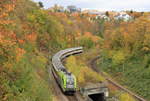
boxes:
[66,75,74,85]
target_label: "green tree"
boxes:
[38,1,44,8]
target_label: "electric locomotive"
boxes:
[52,47,83,94]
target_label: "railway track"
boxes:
[67,95,78,101]
[89,56,147,101]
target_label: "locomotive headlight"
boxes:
[104,88,109,97]
[105,91,109,97]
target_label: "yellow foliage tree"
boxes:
[119,93,135,101]
[65,56,105,86]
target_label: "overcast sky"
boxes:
[33,0,150,11]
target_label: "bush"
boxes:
[119,93,135,101]
[65,56,105,86]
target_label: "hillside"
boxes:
[0,0,101,100]
[98,15,150,100]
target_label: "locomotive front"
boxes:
[64,73,77,93]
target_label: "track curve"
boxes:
[89,56,147,101]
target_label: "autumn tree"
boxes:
[100,15,150,100]
[38,1,44,8]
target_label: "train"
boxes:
[52,47,83,94]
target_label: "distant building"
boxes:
[114,12,133,21]
[67,5,81,13]
[96,14,110,21]
[81,10,111,22]
[82,10,105,15]
[49,4,65,12]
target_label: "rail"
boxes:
[90,56,147,101]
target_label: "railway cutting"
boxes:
[50,47,110,101]
[89,56,147,101]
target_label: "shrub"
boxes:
[65,56,105,86]
[119,93,135,101]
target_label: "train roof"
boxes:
[52,47,83,72]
